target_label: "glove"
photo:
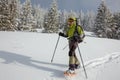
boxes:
[73,36,78,41]
[59,32,65,37]
[78,39,83,43]
[73,36,83,43]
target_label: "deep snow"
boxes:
[0,31,120,80]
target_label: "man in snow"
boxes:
[59,16,85,74]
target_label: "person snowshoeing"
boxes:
[59,16,85,74]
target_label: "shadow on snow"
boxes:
[0,51,67,78]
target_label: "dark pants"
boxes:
[68,40,80,70]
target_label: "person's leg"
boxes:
[69,56,75,70]
[74,54,80,65]
[74,54,80,69]
[68,41,77,70]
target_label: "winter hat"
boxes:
[68,16,76,23]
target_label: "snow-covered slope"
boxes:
[0,31,120,80]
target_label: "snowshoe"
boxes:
[64,69,76,76]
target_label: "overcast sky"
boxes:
[21,0,120,13]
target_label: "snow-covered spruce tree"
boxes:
[0,0,18,31]
[113,12,120,39]
[59,10,68,32]
[94,0,116,38]
[19,0,34,31]
[0,0,9,30]
[15,0,23,30]
[33,5,47,29]
[84,11,96,31]
[43,0,59,33]
[78,10,95,32]
[9,0,18,30]
[78,10,85,29]
[80,13,90,31]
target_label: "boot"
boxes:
[65,69,75,74]
[75,64,81,69]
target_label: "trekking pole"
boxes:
[62,44,68,50]
[77,43,88,79]
[51,35,60,63]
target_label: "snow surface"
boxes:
[0,31,120,80]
